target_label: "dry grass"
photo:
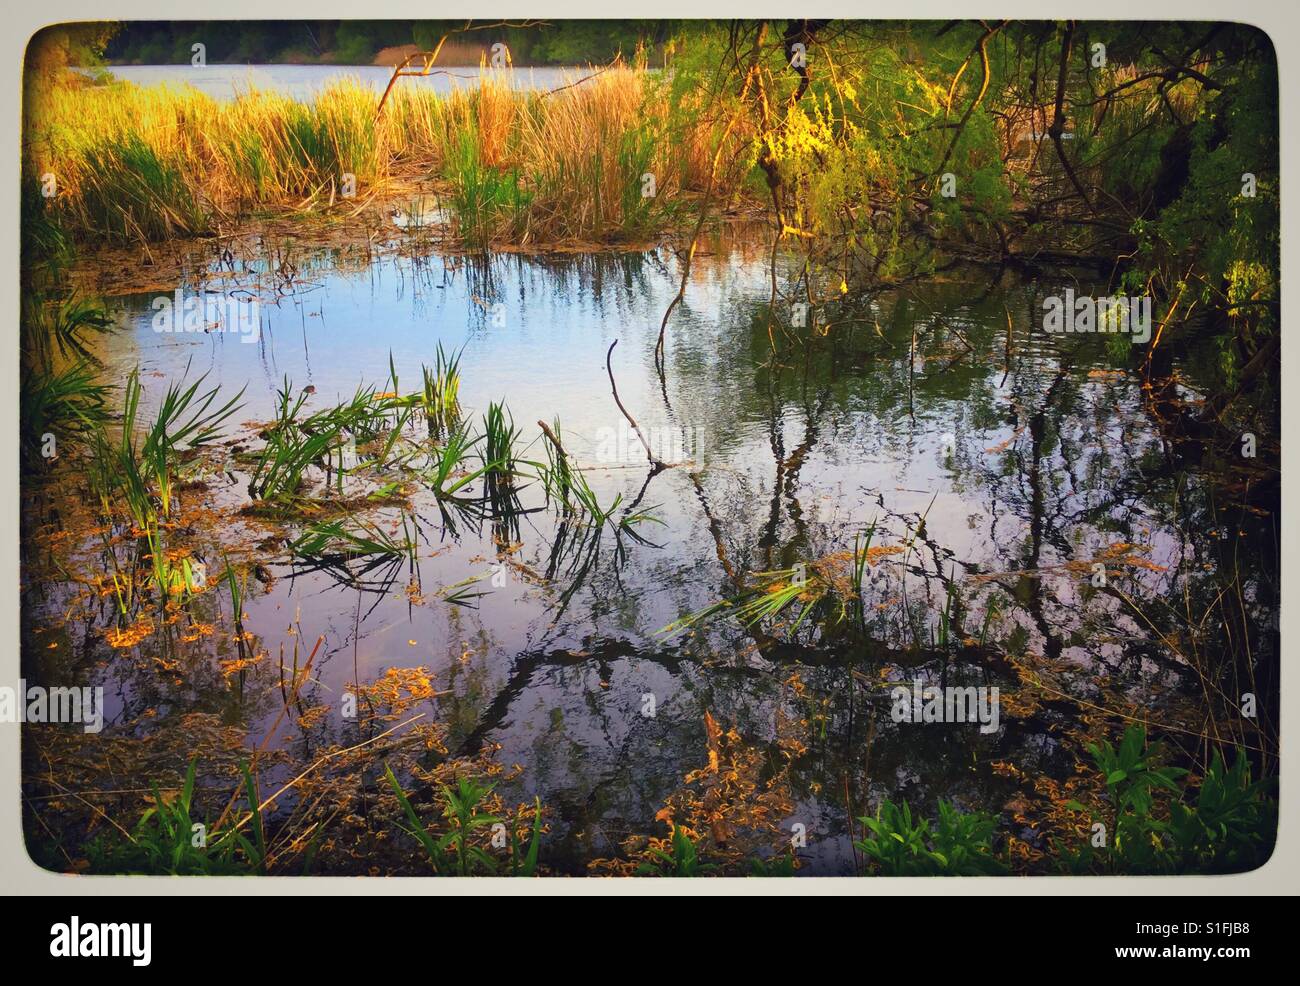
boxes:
[25,68,726,247]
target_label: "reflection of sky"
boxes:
[97,243,1211,679]
[51,242,1265,872]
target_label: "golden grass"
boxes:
[24,68,726,247]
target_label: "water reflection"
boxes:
[27,235,1278,873]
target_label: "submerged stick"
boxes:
[606,340,662,470]
[537,419,569,461]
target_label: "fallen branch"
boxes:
[606,340,663,470]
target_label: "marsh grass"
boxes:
[86,366,240,535]
[482,401,522,479]
[661,564,831,638]
[421,426,494,501]
[290,515,416,562]
[415,343,462,437]
[221,555,246,630]
[86,757,260,875]
[19,294,117,470]
[445,129,532,247]
[248,379,389,503]
[537,418,576,511]
[137,368,245,517]
[20,359,111,470]
[28,70,717,247]
[535,416,660,542]
[143,526,208,604]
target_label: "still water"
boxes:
[30,227,1276,873]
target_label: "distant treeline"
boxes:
[100,20,687,66]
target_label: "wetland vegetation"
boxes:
[19,19,1278,877]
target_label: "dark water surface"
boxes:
[26,233,1277,874]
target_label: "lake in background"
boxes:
[98,64,592,101]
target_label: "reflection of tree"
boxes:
[439,256,1277,868]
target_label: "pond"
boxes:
[25,223,1277,874]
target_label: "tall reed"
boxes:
[27,69,719,247]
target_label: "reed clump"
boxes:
[26,68,723,248]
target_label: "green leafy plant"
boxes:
[749,852,797,876]
[289,516,415,561]
[437,776,504,876]
[85,758,258,875]
[637,825,716,877]
[854,798,1004,875]
[383,768,520,876]
[20,358,111,470]
[1058,725,1275,874]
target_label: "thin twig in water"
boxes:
[606,340,663,470]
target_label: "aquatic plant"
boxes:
[848,522,880,630]
[82,366,241,537]
[85,758,259,875]
[421,426,494,500]
[21,294,115,370]
[534,417,661,546]
[1057,725,1276,875]
[933,570,960,652]
[508,799,545,877]
[481,401,520,479]
[248,380,349,502]
[19,294,118,472]
[416,343,462,437]
[135,368,245,517]
[221,555,246,630]
[142,526,205,602]
[636,825,715,877]
[90,429,152,532]
[20,359,111,471]
[289,516,416,562]
[382,768,533,876]
[536,418,576,511]
[749,852,798,877]
[854,799,1004,876]
[660,564,830,637]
